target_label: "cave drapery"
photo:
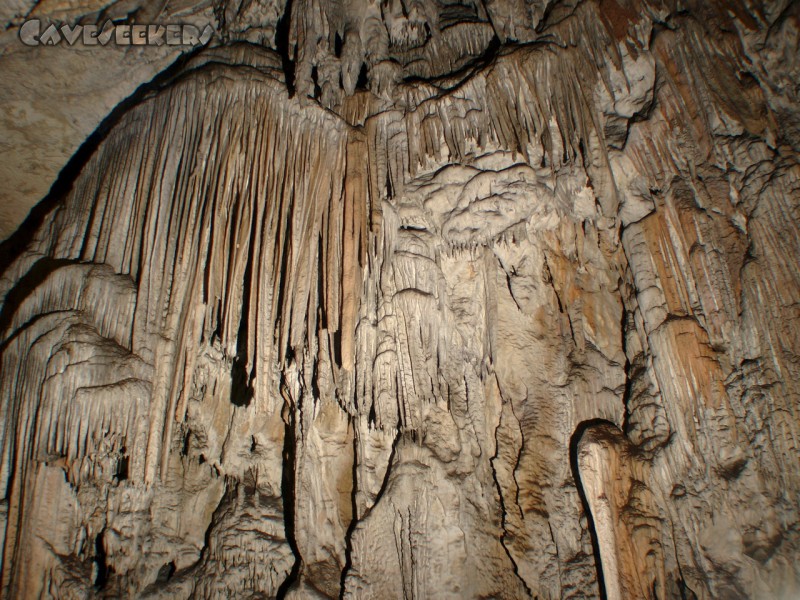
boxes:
[0,0,799,598]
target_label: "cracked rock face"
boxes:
[1,0,799,598]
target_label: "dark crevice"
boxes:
[338,423,360,599]
[230,192,260,408]
[272,191,294,365]
[621,355,639,439]
[385,172,394,200]
[334,32,343,58]
[275,0,296,96]
[202,191,217,306]
[311,65,322,99]
[211,300,223,345]
[542,254,576,344]
[317,235,328,330]
[570,419,616,600]
[491,400,533,598]
[94,529,110,590]
[503,268,522,312]
[355,63,369,91]
[230,352,254,406]
[230,356,253,408]
[401,34,501,95]
[116,450,129,482]
[620,304,636,437]
[376,431,400,504]
[156,561,176,583]
[181,430,192,457]
[332,328,343,370]
[276,406,301,599]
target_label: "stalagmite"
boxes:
[0,0,799,598]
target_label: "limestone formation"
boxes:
[0,1,799,598]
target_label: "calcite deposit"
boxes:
[0,0,799,598]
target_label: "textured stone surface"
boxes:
[0,0,799,598]
[0,0,228,241]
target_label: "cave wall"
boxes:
[0,1,799,598]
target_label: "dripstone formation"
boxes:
[1,1,799,598]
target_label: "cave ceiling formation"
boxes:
[0,0,799,598]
